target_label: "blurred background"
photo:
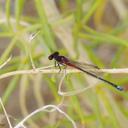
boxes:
[0,0,128,128]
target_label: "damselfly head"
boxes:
[48,51,59,60]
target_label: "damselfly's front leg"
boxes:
[54,61,61,73]
[55,61,57,67]
[57,62,62,73]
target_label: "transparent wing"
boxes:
[65,59,102,76]
[67,59,100,70]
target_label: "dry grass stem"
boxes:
[0,66,128,80]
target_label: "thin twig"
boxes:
[0,98,13,128]
[28,31,41,70]
[0,56,12,70]
[0,66,128,80]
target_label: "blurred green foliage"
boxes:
[0,0,128,128]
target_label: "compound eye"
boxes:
[48,55,53,60]
[48,51,59,60]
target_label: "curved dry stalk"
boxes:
[58,71,98,96]
[14,105,77,128]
